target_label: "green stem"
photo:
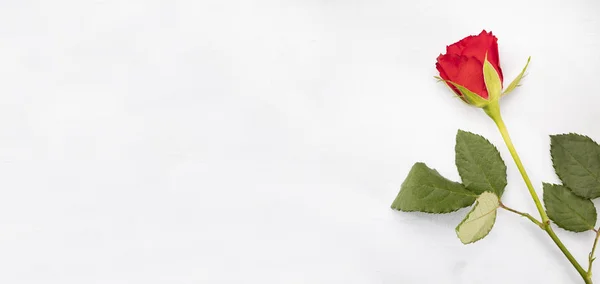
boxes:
[546,227,592,283]
[484,105,547,222]
[484,102,590,283]
[499,202,544,228]
[588,229,600,278]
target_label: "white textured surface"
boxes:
[0,0,599,283]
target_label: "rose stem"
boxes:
[484,101,590,284]
[588,229,600,278]
[498,201,543,228]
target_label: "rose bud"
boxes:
[435,30,530,108]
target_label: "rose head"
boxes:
[436,31,502,99]
[435,30,529,108]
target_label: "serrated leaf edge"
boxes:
[543,182,597,232]
[391,162,477,214]
[550,133,600,199]
[455,130,507,197]
[455,192,499,244]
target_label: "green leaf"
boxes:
[455,130,507,197]
[483,56,502,101]
[391,163,477,213]
[551,134,600,198]
[455,192,499,244]
[502,57,530,96]
[543,183,597,232]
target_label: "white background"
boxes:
[0,0,599,283]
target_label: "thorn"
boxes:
[543,220,551,229]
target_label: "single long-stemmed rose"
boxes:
[436,30,589,281]
[392,30,600,283]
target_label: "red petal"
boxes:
[437,54,488,99]
[484,33,503,83]
[436,60,463,98]
[443,30,503,84]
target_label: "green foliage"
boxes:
[434,76,489,108]
[551,134,600,198]
[543,183,597,232]
[503,57,531,96]
[483,58,502,101]
[446,81,490,108]
[455,192,499,244]
[391,163,477,213]
[455,130,507,197]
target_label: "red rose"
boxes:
[436,30,504,100]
